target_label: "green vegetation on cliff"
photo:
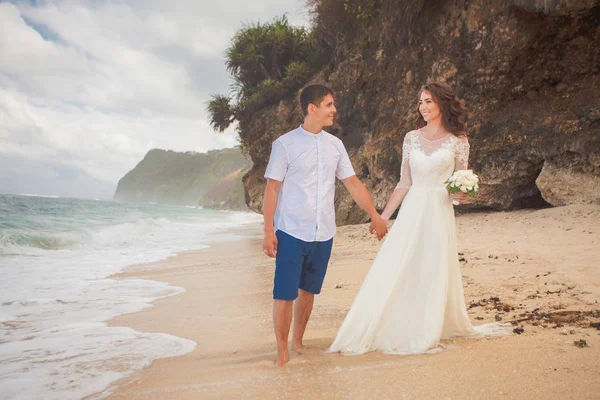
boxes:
[113,147,251,210]
[207,15,323,140]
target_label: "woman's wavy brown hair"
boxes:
[415,81,467,137]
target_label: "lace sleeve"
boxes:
[454,136,470,171]
[395,132,413,189]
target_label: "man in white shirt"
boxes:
[263,84,388,366]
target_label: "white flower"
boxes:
[446,169,480,197]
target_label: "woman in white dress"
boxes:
[329,82,508,355]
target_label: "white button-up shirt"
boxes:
[265,126,356,242]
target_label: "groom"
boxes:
[262,84,388,366]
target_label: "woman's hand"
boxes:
[368,215,388,240]
[450,192,471,205]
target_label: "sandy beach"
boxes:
[104,205,600,399]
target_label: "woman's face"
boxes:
[419,90,441,123]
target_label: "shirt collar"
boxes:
[299,125,323,137]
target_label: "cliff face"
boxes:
[242,0,600,224]
[114,147,251,209]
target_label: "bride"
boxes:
[328,81,508,355]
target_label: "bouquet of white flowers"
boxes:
[444,169,479,205]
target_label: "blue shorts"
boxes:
[273,230,334,301]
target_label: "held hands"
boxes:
[369,215,388,240]
[263,231,278,258]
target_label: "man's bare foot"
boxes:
[291,342,305,354]
[275,349,289,367]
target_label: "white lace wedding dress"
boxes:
[328,129,509,355]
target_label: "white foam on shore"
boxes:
[0,276,195,399]
[15,193,61,198]
[0,205,261,399]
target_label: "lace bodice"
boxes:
[396,130,470,189]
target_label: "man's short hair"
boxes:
[300,85,334,116]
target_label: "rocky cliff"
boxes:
[114,147,251,210]
[240,0,600,224]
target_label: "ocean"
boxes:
[0,193,262,399]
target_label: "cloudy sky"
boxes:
[0,0,309,197]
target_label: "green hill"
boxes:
[113,147,251,210]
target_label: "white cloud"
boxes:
[0,0,309,186]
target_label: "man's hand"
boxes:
[368,215,388,240]
[262,179,282,258]
[341,176,389,241]
[450,192,471,205]
[263,231,278,258]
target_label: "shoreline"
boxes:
[103,205,600,399]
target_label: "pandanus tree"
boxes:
[207,16,317,133]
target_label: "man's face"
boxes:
[313,94,336,127]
